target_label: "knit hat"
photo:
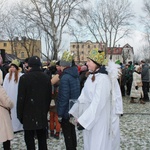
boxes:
[28,56,41,67]
[10,59,20,70]
[87,49,105,66]
[60,51,74,67]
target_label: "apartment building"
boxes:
[0,37,41,61]
[70,40,134,64]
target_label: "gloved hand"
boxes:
[77,123,85,130]
[135,86,138,90]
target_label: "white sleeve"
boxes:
[114,80,123,115]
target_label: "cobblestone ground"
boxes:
[0,94,150,150]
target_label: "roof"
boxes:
[5,53,22,62]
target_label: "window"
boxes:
[73,45,75,48]
[88,45,90,48]
[82,45,84,48]
[3,43,7,47]
[21,52,25,58]
[81,51,84,54]
[77,45,79,48]
[94,45,96,48]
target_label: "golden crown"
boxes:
[61,51,74,62]
[11,59,20,67]
[88,49,105,65]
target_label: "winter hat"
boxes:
[134,65,140,71]
[60,51,74,67]
[28,56,41,67]
[10,59,20,70]
[87,49,105,66]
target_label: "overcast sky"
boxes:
[5,0,146,54]
[117,0,146,54]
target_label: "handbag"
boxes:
[137,82,143,87]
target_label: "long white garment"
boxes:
[111,79,123,150]
[3,72,23,132]
[69,73,112,150]
[106,60,123,150]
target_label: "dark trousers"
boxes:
[121,84,125,96]
[24,129,47,150]
[61,119,77,150]
[3,140,10,150]
[126,80,132,95]
[142,82,149,101]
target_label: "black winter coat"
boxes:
[17,67,52,130]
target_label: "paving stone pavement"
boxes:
[1,94,150,150]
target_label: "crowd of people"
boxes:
[117,60,149,104]
[0,50,149,150]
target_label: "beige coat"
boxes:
[0,85,14,143]
[130,71,143,98]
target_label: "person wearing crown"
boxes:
[3,59,23,133]
[57,51,80,150]
[69,49,123,150]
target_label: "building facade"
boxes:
[0,38,41,61]
[70,40,134,64]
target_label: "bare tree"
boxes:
[139,45,150,62]
[141,0,150,61]
[1,7,42,58]
[17,0,87,60]
[76,0,134,59]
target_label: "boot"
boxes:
[130,98,136,103]
[139,99,145,104]
[54,132,60,140]
[50,130,54,137]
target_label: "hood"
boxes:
[63,66,79,78]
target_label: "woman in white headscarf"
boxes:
[130,65,145,104]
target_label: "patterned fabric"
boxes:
[60,51,74,67]
[11,59,20,67]
[88,49,105,65]
[61,51,74,63]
